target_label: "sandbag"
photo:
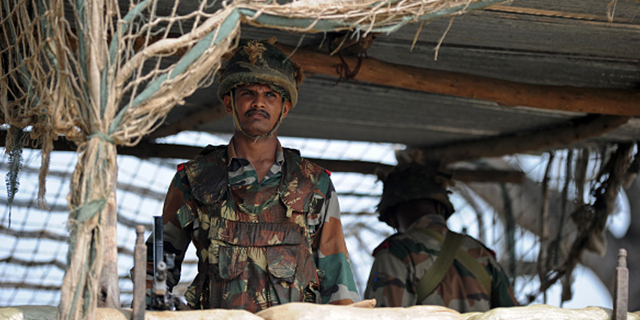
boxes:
[0,306,262,320]
[142,309,263,320]
[0,305,57,320]
[256,302,463,320]
[462,304,640,320]
[2,303,636,320]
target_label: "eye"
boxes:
[239,90,255,98]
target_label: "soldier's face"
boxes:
[224,83,291,136]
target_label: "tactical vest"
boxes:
[177,145,326,312]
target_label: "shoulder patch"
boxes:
[283,147,301,156]
[199,144,225,156]
[475,238,497,257]
[177,163,185,172]
[372,234,403,256]
[324,169,331,176]
[372,240,391,256]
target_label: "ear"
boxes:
[223,94,233,114]
[280,100,292,119]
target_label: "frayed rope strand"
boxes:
[5,127,26,228]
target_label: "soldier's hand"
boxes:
[348,299,376,308]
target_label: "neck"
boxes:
[232,132,279,164]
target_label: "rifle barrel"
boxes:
[153,216,164,284]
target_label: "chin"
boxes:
[239,129,271,137]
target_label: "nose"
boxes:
[251,93,266,109]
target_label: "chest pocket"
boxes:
[214,220,307,278]
[267,244,310,304]
[218,245,247,280]
[266,246,297,284]
[217,244,302,283]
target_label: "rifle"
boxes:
[150,216,178,310]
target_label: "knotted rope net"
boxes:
[1,0,505,319]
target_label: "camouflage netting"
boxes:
[0,0,506,319]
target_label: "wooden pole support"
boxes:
[132,225,147,320]
[613,248,628,320]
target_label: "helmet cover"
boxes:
[378,163,455,225]
[217,39,302,107]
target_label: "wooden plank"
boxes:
[486,5,613,22]
[372,9,640,60]
[503,0,640,20]
[367,39,640,89]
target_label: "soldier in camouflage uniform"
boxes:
[364,164,518,312]
[145,39,359,312]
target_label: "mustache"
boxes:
[245,109,270,119]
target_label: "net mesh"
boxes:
[1,1,507,317]
[1,132,636,308]
[2,0,636,316]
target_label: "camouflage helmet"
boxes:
[217,39,302,107]
[378,163,455,226]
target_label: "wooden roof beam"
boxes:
[147,103,228,139]
[277,45,640,116]
[0,130,525,184]
[413,114,631,164]
[117,144,523,184]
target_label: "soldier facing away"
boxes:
[144,39,359,312]
[364,163,518,312]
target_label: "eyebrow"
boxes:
[238,87,277,95]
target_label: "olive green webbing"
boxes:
[415,228,492,302]
[416,228,463,302]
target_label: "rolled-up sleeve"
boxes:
[312,175,360,304]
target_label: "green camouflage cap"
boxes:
[378,164,455,225]
[217,39,302,107]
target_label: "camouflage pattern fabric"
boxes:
[364,214,518,312]
[144,141,358,312]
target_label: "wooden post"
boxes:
[98,170,120,308]
[614,248,628,320]
[133,225,147,320]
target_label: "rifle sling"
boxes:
[415,228,492,303]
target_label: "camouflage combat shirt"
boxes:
[364,214,518,312]
[146,140,359,312]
